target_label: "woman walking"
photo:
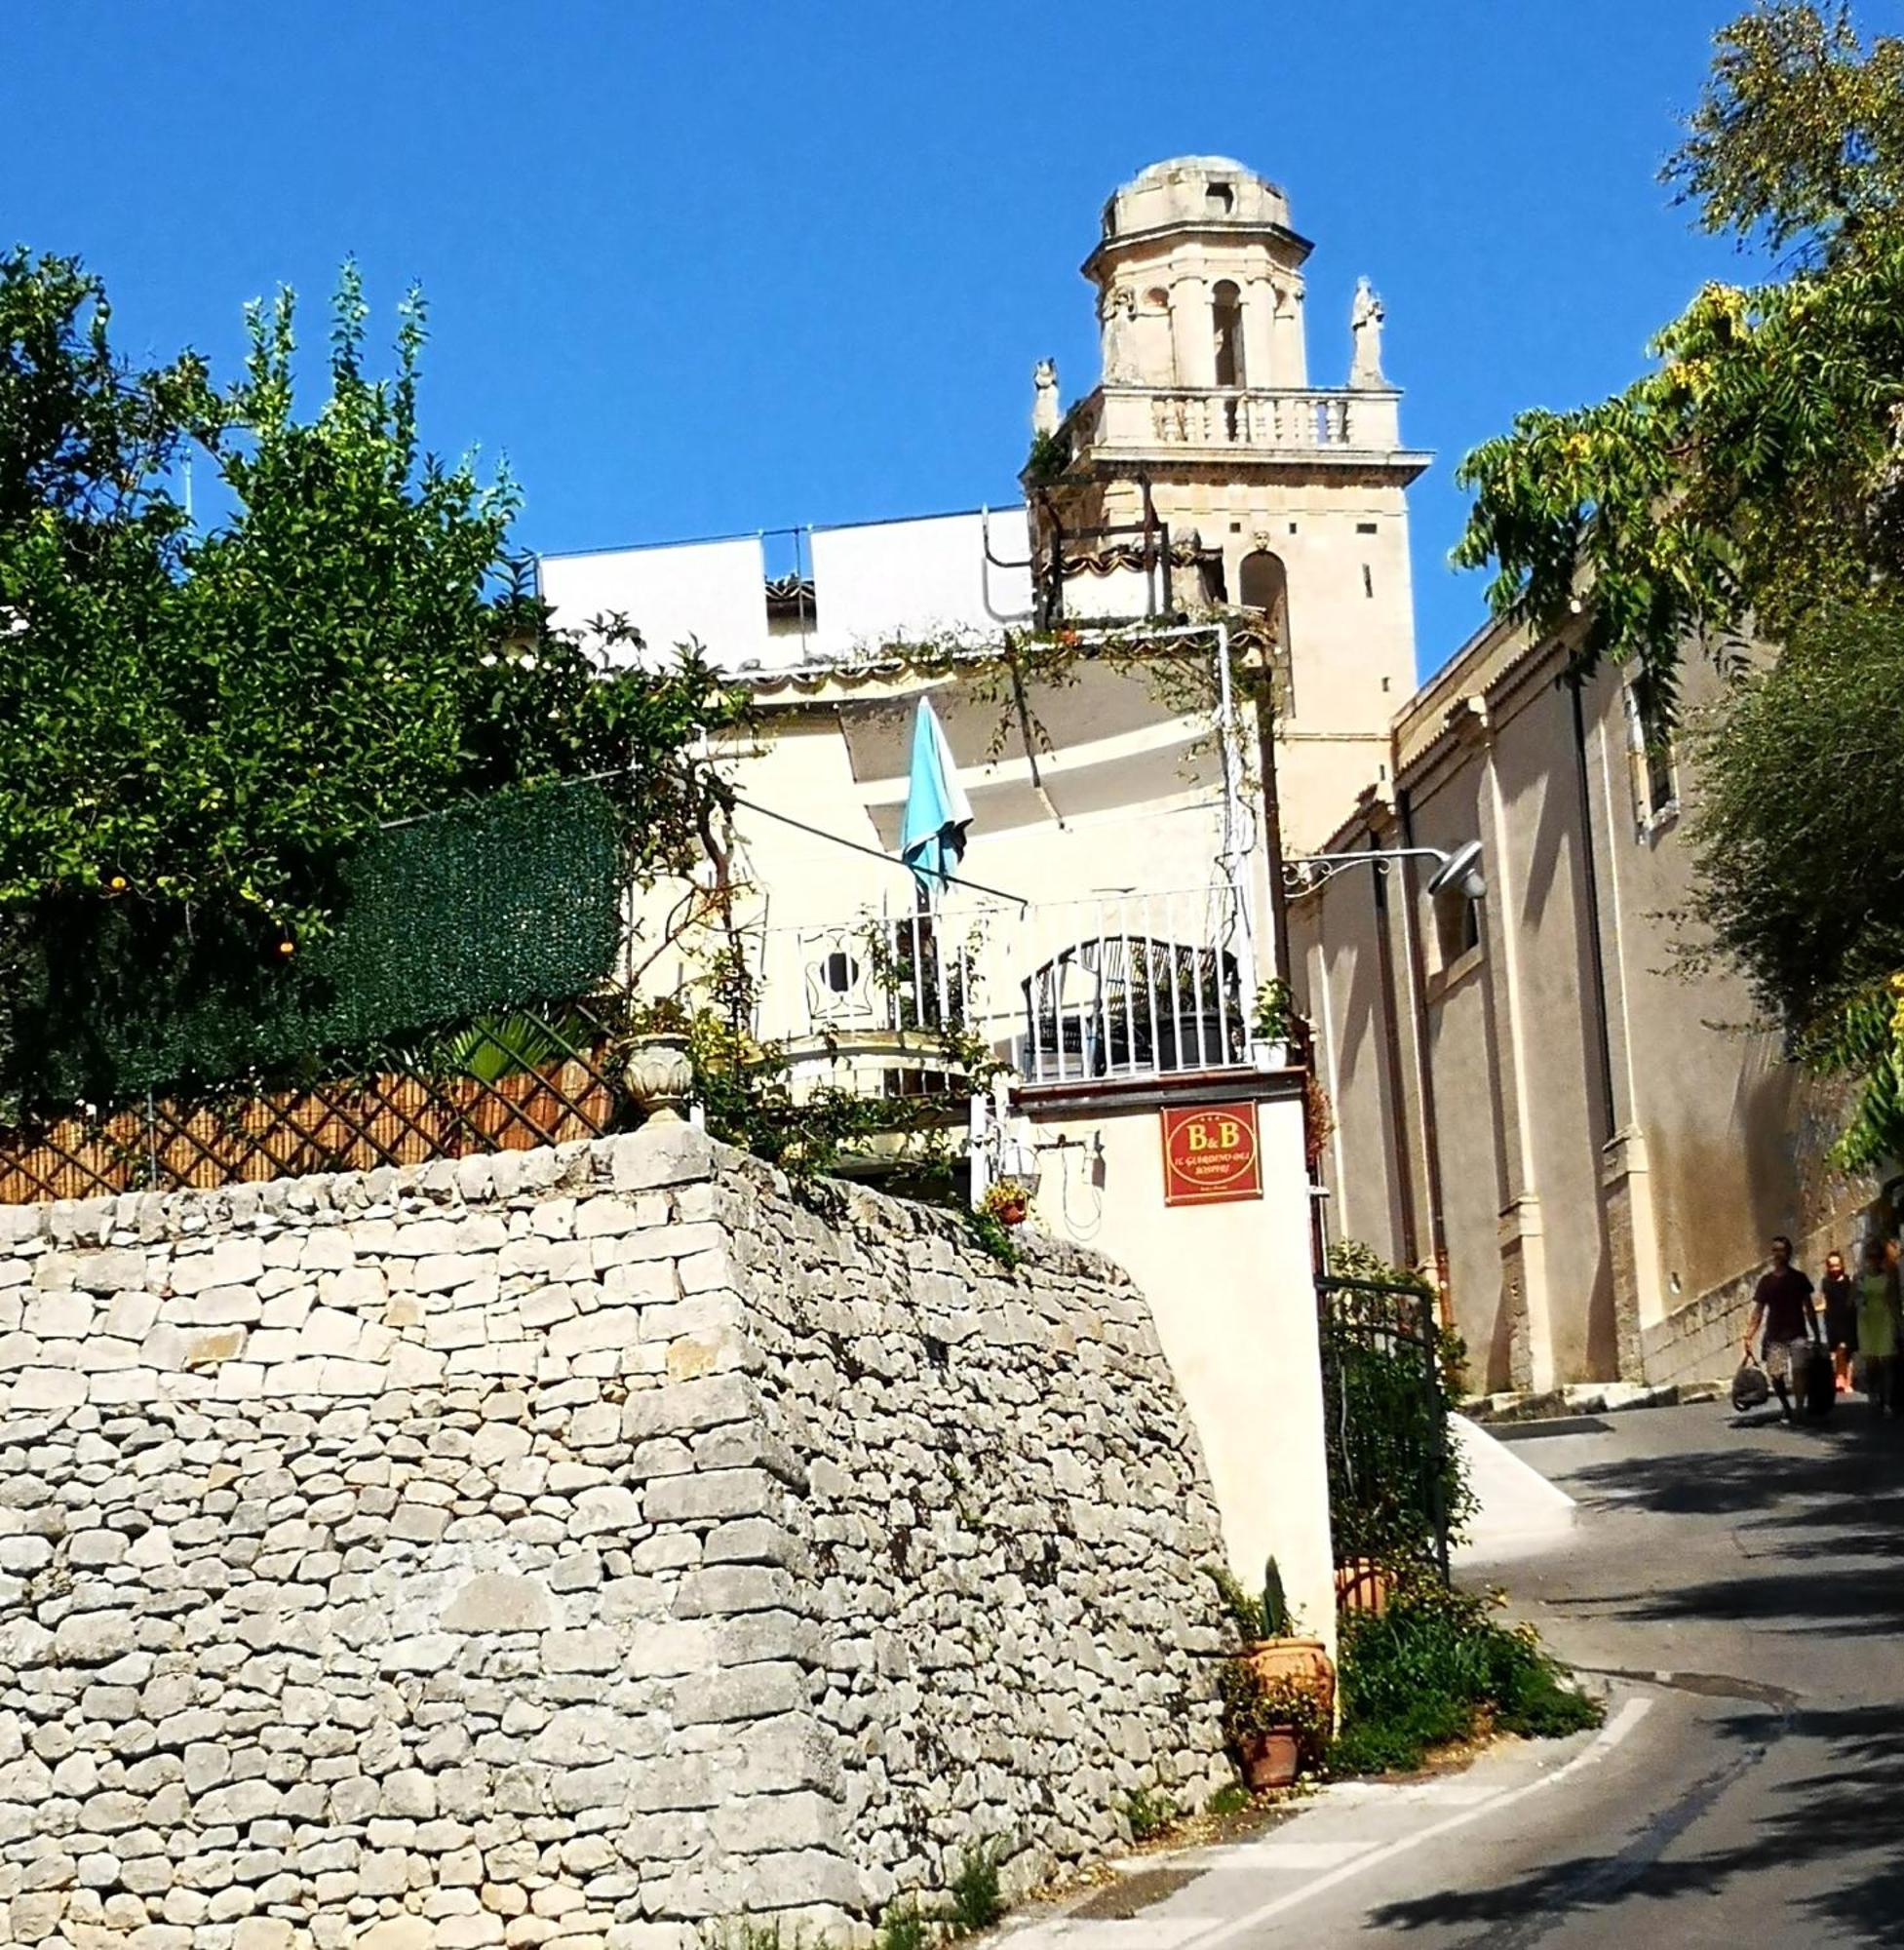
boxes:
[1854,1234,1901,1414]
[1821,1249,1858,1393]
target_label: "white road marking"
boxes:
[1174,1696,1654,1947]
[1189,1841,1375,1870]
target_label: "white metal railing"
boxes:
[1014,886,1250,1084]
[754,885,1254,1092]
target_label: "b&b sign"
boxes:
[1159,1101,1263,1208]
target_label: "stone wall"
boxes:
[0,1128,1231,1947]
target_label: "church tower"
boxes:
[1025,156,1429,847]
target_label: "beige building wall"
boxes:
[1294,618,1860,1393]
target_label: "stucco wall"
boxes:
[0,1130,1231,1947]
[1297,621,1864,1394]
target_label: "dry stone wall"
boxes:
[0,1128,1230,1947]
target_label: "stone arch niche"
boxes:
[1212,279,1246,389]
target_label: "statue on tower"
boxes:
[1101,286,1138,383]
[1349,277,1386,389]
[1031,358,1061,438]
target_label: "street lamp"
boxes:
[1285,838,1487,904]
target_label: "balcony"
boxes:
[753,885,1259,1099]
[1069,384,1415,463]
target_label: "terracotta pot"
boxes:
[1334,1559,1394,1617]
[1243,1637,1337,1721]
[1237,1728,1302,1791]
[995,1196,1028,1227]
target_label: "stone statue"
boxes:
[1349,276,1386,388]
[1032,358,1061,437]
[1101,286,1138,383]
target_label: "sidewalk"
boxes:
[989,1702,1641,1948]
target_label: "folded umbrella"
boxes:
[900,697,974,901]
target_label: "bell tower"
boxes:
[1026,156,1430,848]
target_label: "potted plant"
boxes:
[1251,980,1294,1070]
[622,995,695,1124]
[980,1178,1032,1228]
[1210,1557,1336,1789]
[1219,1660,1332,1790]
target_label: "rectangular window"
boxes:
[1626,682,1678,832]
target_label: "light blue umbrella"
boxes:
[900,697,974,900]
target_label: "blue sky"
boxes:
[5,1,1763,677]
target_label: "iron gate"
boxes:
[1316,1272,1454,1582]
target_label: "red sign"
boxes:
[1160,1101,1263,1207]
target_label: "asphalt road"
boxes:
[999,1395,1904,1949]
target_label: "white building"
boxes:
[537,156,1438,1638]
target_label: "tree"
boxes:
[0,252,732,1106]
[1454,4,1904,722]
[1454,4,1904,1169]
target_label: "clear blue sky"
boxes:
[5,1,1764,678]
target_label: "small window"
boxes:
[1356,522,1379,534]
[1206,180,1234,214]
[1362,565,1374,599]
[1434,882,1482,967]
[1626,682,1679,831]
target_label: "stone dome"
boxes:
[1100,157,1295,244]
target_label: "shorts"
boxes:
[1764,1336,1816,1384]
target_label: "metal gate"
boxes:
[1316,1273,1453,1582]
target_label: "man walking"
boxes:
[1742,1234,1822,1422]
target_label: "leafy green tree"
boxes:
[1454,3,1904,721]
[1453,4,1904,1168]
[1686,608,1904,1167]
[0,251,732,1106]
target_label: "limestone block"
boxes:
[438,1573,555,1635]
[541,1628,618,1675]
[643,1469,778,1526]
[24,1292,94,1338]
[607,1126,711,1192]
[564,1487,642,1538]
[72,1249,146,1294]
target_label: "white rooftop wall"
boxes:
[537,509,1034,675]
[805,509,1033,658]
[538,536,771,670]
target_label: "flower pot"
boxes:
[623,1034,693,1124]
[1334,1558,1394,1618]
[1237,1727,1302,1791]
[994,1196,1029,1227]
[1251,1040,1289,1072]
[1243,1637,1336,1721]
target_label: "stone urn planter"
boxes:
[623,1033,693,1123]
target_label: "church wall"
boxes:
[1308,618,1865,1394]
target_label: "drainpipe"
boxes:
[1368,836,1420,1268]
[1396,786,1449,1291]
[1249,669,1294,987]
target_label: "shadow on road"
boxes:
[1366,1701,1904,1942]
[1401,1407,1904,1939]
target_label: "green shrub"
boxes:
[949,1837,1003,1932]
[878,1902,928,1950]
[1121,1786,1179,1841]
[1330,1580,1600,1776]
[1204,1780,1253,1817]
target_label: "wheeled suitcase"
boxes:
[1804,1342,1836,1418]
